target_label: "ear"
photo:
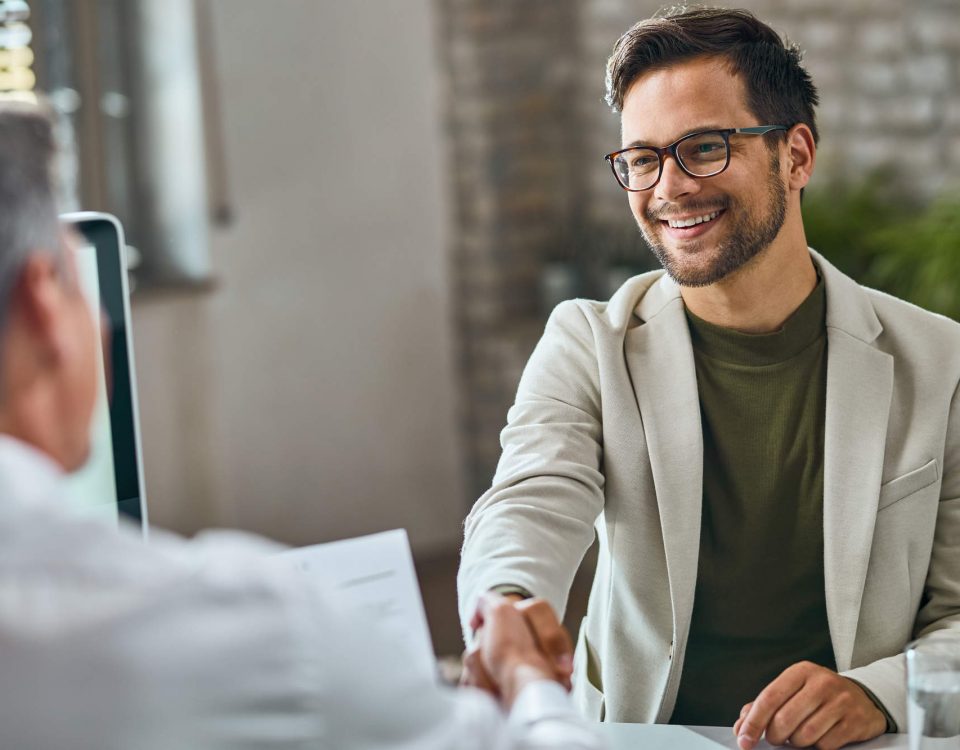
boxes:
[785,123,816,192]
[10,254,68,363]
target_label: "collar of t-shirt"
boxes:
[684,276,826,366]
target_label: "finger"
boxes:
[786,676,876,750]
[788,708,843,749]
[461,647,499,695]
[473,592,519,641]
[516,599,572,665]
[809,718,855,750]
[459,649,481,687]
[733,703,753,737]
[764,684,824,746]
[516,599,573,689]
[738,666,809,750]
[470,591,496,634]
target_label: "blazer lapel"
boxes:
[817,251,894,671]
[625,275,704,646]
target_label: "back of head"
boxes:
[605,6,819,144]
[0,101,62,330]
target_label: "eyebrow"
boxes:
[623,124,728,149]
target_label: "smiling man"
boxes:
[458,7,960,750]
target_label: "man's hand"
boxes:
[513,597,574,689]
[460,593,574,707]
[461,593,526,695]
[733,662,887,750]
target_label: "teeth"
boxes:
[667,210,720,228]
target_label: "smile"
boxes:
[665,210,722,228]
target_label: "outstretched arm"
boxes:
[458,301,606,639]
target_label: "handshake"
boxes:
[460,592,574,709]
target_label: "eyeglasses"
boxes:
[604,125,788,192]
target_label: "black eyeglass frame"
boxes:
[604,125,789,192]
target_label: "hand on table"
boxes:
[733,661,886,750]
[461,593,574,708]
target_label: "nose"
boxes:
[654,154,701,203]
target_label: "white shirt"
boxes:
[0,436,602,750]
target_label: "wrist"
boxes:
[497,658,557,709]
[843,677,893,734]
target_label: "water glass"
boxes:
[906,636,960,750]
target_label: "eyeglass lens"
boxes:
[613,131,729,190]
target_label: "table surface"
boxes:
[598,724,910,750]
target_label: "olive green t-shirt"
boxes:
[669,278,836,726]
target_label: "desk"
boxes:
[599,725,910,750]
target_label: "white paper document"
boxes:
[278,529,436,681]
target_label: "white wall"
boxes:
[131,0,465,554]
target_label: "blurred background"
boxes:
[2,0,958,659]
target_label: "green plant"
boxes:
[804,174,960,320]
[867,196,960,320]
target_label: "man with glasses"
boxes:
[459,6,960,750]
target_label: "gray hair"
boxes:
[0,100,63,333]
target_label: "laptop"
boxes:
[59,212,148,534]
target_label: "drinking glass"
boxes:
[906,636,960,750]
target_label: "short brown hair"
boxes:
[605,6,819,144]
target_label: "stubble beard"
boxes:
[638,153,788,288]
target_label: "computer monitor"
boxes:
[59,212,148,533]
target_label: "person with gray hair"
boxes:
[0,100,603,750]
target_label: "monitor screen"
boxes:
[64,241,120,525]
[59,213,147,530]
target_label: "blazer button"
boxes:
[668,642,674,660]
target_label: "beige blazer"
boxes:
[458,249,960,730]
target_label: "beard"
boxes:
[638,152,788,287]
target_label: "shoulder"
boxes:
[817,248,960,362]
[866,287,960,385]
[865,286,960,343]
[517,271,668,401]
[817,249,960,385]
[547,269,671,340]
[0,488,293,603]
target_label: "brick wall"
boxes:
[437,0,960,503]
[437,0,584,498]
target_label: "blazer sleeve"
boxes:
[841,377,960,731]
[458,300,605,640]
